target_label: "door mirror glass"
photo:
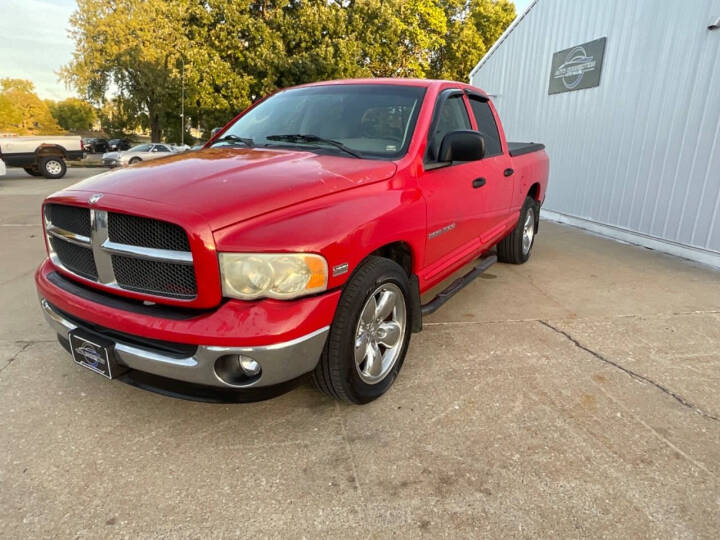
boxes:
[210,127,222,138]
[438,130,486,163]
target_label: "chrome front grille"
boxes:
[44,204,197,300]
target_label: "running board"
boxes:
[420,255,497,316]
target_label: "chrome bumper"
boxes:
[40,298,328,389]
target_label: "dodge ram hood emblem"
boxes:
[89,193,103,204]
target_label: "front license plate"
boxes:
[69,331,117,379]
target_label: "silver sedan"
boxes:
[102,143,178,168]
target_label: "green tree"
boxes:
[47,97,96,132]
[63,0,516,140]
[351,0,447,78]
[0,79,64,135]
[62,0,190,141]
[430,0,516,81]
[97,95,143,137]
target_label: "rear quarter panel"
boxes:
[511,149,550,211]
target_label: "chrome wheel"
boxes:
[45,160,62,176]
[522,207,535,255]
[354,282,407,385]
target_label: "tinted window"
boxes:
[218,84,426,159]
[154,145,170,152]
[427,94,471,161]
[129,144,151,152]
[468,97,502,156]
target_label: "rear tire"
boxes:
[497,196,539,264]
[312,256,412,404]
[24,167,42,177]
[39,157,67,179]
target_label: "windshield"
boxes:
[215,84,426,159]
[128,144,151,152]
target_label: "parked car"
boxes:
[85,138,109,153]
[102,143,176,167]
[108,138,131,152]
[0,135,84,178]
[36,79,549,404]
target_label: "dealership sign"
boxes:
[548,37,606,94]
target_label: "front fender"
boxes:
[212,180,427,291]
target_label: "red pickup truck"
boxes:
[36,79,548,404]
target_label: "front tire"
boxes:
[39,157,67,179]
[129,157,142,165]
[497,196,539,264]
[312,256,412,404]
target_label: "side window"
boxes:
[468,97,502,156]
[155,145,170,152]
[427,93,471,161]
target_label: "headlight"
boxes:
[219,253,328,300]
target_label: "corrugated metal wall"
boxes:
[471,0,720,259]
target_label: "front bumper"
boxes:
[36,259,340,392]
[102,158,120,168]
[40,298,329,389]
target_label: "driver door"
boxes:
[420,89,483,279]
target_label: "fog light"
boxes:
[239,357,261,376]
[214,354,262,386]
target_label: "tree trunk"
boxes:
[150,112,161,142]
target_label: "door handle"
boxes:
[504,168,514,177]
[472,177,486,188]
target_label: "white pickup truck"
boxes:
[0,136,84,179]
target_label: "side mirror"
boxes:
[438,130,486,163]
[210,127,222,138]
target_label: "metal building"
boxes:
[470,0,720,268]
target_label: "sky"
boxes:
[0,0,77,100]
[0,0,535,102]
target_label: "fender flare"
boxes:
[35,144,68,163]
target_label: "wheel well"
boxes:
[371,242,413,276]
[36,145,66,160]
[528,182,541,201]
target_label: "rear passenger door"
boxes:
[465,93,515,240]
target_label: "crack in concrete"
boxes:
[590,380,714,476]
[334,402,364,497]
[0,342,34,374]
[538,320,720,423]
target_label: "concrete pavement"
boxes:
[1,169,719,538]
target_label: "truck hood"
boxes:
[67,147,397,230]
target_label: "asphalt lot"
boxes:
[1,167,719,538]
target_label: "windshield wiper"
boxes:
[211,134,255,147]
[265,134,361,158]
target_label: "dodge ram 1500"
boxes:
[36,79,549,404]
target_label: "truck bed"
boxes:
[507,142,545,157]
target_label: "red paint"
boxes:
[38,79,548,344]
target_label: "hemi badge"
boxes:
[332,263,349,277]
